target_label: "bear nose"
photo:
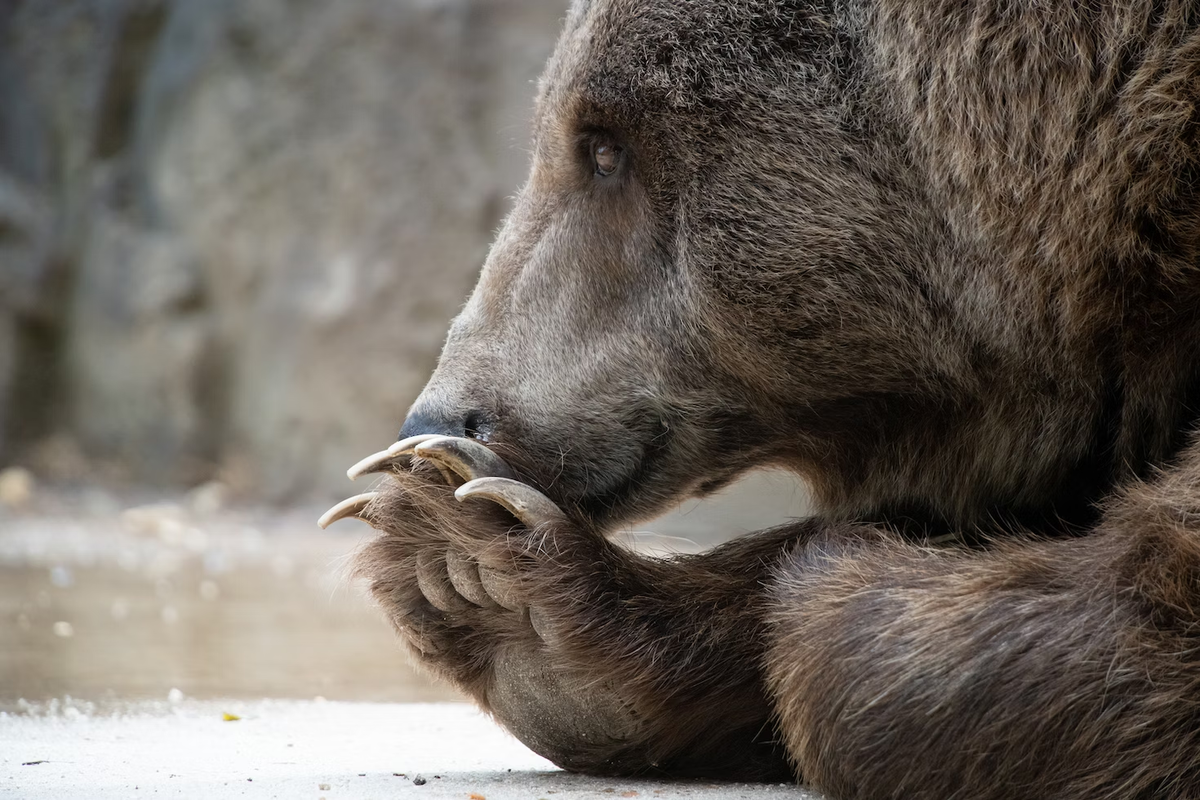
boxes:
[398,403,492,442]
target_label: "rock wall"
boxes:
[0,0,569,500]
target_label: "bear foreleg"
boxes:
[767,438,1200,800]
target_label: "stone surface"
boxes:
[0,701,822,799]
[0,0,571,499]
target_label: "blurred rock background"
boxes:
[0,0,571,503]
[0,0,813,711]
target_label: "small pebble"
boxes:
[413,775,427,786]
[0,467,35,510]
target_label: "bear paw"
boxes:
[323,435,648,773]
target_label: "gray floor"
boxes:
[2,701,820,800]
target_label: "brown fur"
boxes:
[768,441,1200,799]
[352,1,1200,797]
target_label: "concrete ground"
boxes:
[1,701,818,800]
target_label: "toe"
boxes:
[445,549,500,608]
[416,550,473,613]
[478,565,524,612]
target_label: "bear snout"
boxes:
[398,402,496,444]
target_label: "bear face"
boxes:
[401,0,1196,534]
[405,0,996,531]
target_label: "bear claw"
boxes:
[318,492,380,529]
[412,436,516,484]
[346,434,447,480]
[348,435,514,486]
[455,477,566,529]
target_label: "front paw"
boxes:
[324,436,645,771]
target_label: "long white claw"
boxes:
[413,435,515,483]
[346,435,442,480]
[317,492,380,529]
[454,477,566,529]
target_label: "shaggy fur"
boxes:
[768,440,1200,799]
[352,1,1200,797]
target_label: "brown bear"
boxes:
[321,1,1200,798]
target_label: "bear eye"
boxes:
[593,141,623,177]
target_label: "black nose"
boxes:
[398,404,492,441]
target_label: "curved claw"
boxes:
[454,477,566,529]
[413,436,515,484]
[347,435,443,480]
[318,492,380,529]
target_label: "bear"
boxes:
[320,1,1200,798]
